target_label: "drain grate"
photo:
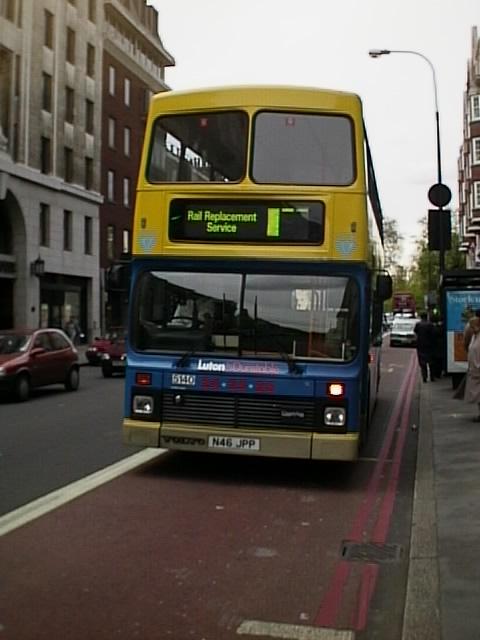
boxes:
[341,541,403,564]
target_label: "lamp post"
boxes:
[368,48,451,274]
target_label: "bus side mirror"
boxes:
[376,273,392,301]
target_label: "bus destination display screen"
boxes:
[168,200,325,244]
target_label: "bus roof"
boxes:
[150,85,363,114]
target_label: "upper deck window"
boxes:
[252,112,355,186]
[147,111,248,183]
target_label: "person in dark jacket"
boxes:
[414,312,435,382]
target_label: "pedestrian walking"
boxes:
[414,312,435,382]
[463,312,480,421]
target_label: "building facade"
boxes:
[101,0,174,331]
[458,26,480,267]
[0,0,173,336]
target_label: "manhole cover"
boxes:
[341,541,403,563]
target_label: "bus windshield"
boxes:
[132,270,359,362]
[252,112,355,186]
[147,111,248,183]
[146,110,355,186]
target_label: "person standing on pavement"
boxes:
[414,312,435,382]
[463,312,480,421]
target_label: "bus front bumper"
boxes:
[122,419,359,461]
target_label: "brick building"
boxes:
[458,26,480,267]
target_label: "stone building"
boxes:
[0,0,174,336]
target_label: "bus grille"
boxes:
[162,392,316,430]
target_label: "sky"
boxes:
[150,0,479,265]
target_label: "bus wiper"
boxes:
[278,349,302,375]
[266,334,303,375]
[176,350,196,367]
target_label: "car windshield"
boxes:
[0,334,31,354]
[131,270,360,363]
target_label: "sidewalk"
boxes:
[403,376,480,640]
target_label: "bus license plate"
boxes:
[208,436,260,451]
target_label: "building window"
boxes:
[66,28,75,64]
[64,147,74,183]
[64,210,73,251]
[42,73,52,111]
[108,65,115,95]
[472,95,480,122]
[86,43,95,78]
[123,177,130,207]
[40,137,51,174]
[474,182,480,209]
[88,0,96,22]
[122,229,130,255]
[65,87,74,123]
[473,138,480,165]
[107,224,115,261]
[107,170,115,201]
[44,10,54,48]
[85,157,93,190]
[124,126,131,156]
[84,216,92,254]
[108,117,116,148]
[124,77,131,106]
[85,99,94,134]
[39,203,50,247]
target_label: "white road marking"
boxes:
[237,620,355,639]
[0,448,165,537]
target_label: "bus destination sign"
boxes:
[168,200,325,244]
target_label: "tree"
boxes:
[407,217,465,310]
[383,218,403,271]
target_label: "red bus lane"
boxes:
[0,349,418,640]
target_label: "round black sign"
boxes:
[428,183,452,207]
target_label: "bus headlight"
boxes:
[324,407,346,427]
[133,395,154,415]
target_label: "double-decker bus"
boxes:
[122,85,392,461]
[392,291,417,317]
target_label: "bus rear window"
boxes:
[252,112,355,186]
[147,111,248,183]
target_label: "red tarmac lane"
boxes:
[0,352,418,640]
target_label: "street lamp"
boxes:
[368,48,451,274]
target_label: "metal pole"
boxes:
[369,48,446,273]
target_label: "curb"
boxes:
[401,381,441,640]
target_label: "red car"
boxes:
[100,337,126,377]
[0,328,80,401]
[86,330,124,365]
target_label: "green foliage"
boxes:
[383,215,466,311]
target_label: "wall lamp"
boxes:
[30,255,45,277]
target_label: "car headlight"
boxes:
[133,395,154,415]
[102,353,111,361]
[0,366,6,377]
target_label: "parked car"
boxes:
[86,329,125,365]
[0,328,80,401]
[101,338,126,378]
[389,318,419,347]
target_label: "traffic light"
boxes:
[428,209,451,252]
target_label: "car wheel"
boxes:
[102,365,113,378]
[15,374,31,402]
[65,367,80,391]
